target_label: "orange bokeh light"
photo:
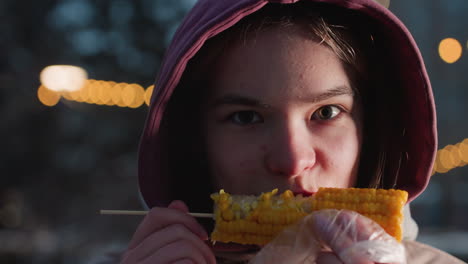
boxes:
[439,38,462,64]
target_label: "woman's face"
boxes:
[202,26,363,196]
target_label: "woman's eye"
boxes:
[312,105,341,120]
[229,111,263,125]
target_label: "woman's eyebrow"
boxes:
[210,94,271,108]
[305,85,355,103]
[210,85,353,108]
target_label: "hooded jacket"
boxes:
[137,0,464,263]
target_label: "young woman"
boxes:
[122,0,464,263]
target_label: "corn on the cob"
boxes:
[210,187,408,245]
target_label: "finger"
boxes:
[350,212,387,241]
[140,240,211,264]
[124,224,215,264]
[317,250,374,264]
[312,210,357,249]
[168,200,190,213]
[317,251,344,264]
[313,210,391,264]
[328,210,388,246]
[128,206,208,249]
[173,259,195,264]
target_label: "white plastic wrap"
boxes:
[249,209,406,264]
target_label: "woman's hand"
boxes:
[312,210,405,264]
[250,209,406,264]
[120,200,216,264]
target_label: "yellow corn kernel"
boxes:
[210,187,408,245]
[312,187,408,241]
[210,189,311,245]
[221,209,234,221]
[281,189,294,199]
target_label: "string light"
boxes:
[40,65,87,92]
[112,83,126,107]
[433,138,468,175]
[37,79,152,108]
[37,85,61,106]
[439,38,463,64]
[145,85,154,106]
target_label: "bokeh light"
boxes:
[145,85,154,106]
[439,38,462,64]
[433,138,468,175]
[97,81,111,105]
[374,0,390,8]
[37,65,152,108]
[37,85,61,106]
[445,145,462,167]
[121,83,135,107]
[435,148,451,173]
[37,79,151,108]
[129,84,145,108]
[88,80,99,104]
[112,83,125,107]
[459,139,468,164]
[39,65,88,92]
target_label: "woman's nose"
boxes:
[264,123,316,177]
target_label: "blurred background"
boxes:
[1,0,467,263]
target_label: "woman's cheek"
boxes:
[212,140,264,192]
[316,125,361,185]
[207,133,245,184]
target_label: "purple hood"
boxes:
[138,0,437,207]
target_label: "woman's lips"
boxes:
[289,179,317,196]
[293,191,315,197]
[290,186,316,196]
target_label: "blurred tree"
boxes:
[1,0,195,263]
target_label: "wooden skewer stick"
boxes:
[100,210,214,218]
